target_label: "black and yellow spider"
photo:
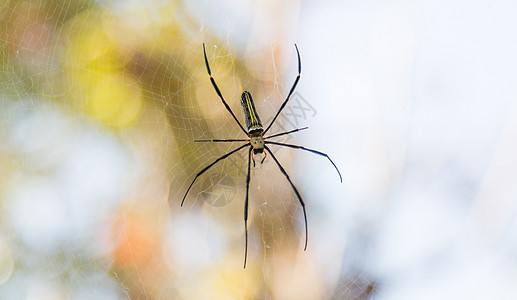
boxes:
[182,44,342,268]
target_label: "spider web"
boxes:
[0,1,373,299]
[6,0,517,299]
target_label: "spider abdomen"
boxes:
[241,91,263,133]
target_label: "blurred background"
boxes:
[1,0,517,299]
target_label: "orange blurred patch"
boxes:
[110,210,159,269]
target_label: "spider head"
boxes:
[250,135,264,153]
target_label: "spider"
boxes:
[181,43,342,268]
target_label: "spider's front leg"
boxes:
[260,151,267,164]
[251,151,256,168]
[250,150,268,167]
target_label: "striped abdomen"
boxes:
[240,91,263,134]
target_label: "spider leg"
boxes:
[260,151,267,164]
[181,143,249,206]
[265,141,342,183]
[194,139,248,142]
[264,146,308,251]
[244,146,252,268]
[203,44,248,135]
[263,44,301,135]
[264,127,308,140]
